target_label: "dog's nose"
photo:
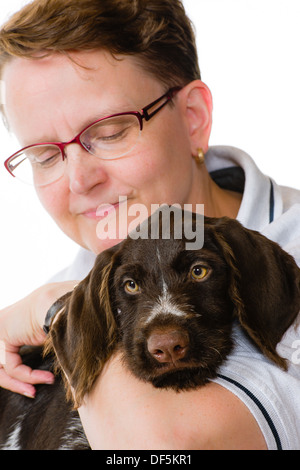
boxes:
[147,329,189,363]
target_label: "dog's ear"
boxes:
[45,245,120,408]
[210,217,300,369]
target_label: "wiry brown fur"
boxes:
[46,212,300,407]
[211,218,300,369]
[45,251,119,408]
[1,212,299,450]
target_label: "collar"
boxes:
[206,145,281,231]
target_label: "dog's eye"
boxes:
[191,265,208,281]
[124,279,140,294]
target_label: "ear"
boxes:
[45,244,120,408]
[211,217,300,369]
[180,80,213,155]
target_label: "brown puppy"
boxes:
[49,210,300,407]
[1,210,299,449]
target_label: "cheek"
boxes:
[123,143,190,206]
[35,184,69,222]
[119,149,165,187]
[123,114,190,190]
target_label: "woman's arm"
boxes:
[0,283,267,449]
[79,353,267,450]
[0,281,78,398]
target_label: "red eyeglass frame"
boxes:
[4,86,182,178]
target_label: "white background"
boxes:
[0,0,300,307]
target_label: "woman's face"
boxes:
[3,50,210,254]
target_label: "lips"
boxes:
[79,200,121,219]
[81,208,100,219]
[96,202,119,218]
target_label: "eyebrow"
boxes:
[80,106,131,127]
[27,105,136,146]
[19,91,144,148]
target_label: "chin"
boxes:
[86,236,124,255]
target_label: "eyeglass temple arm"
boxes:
[141,86,182,121]
[6,155,26,173]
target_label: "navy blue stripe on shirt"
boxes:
[217,374,282,450]
[269,179,275,223]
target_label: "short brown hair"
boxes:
[0,0,200,88]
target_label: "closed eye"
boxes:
[96,126,130,143]
[26,147,61,168]
[34,153,61,168]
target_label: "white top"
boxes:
[51,145,300,450]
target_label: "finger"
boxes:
[3,350,55,386]
[0,367,36,398]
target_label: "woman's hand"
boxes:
[0,281,78,398]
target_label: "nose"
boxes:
[65,144,108,194]
[147,329,189,363]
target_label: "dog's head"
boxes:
[46,210,300,407]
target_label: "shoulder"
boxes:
[279,184,300,211]
[262,181,300,264]
[49,247,96,282]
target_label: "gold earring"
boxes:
[193,148,205,164]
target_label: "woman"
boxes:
[0,0,300,449]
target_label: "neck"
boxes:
[191,164,242,219]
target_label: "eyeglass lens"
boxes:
[7,114,141,186]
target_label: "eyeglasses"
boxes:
[4,86,181,187]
